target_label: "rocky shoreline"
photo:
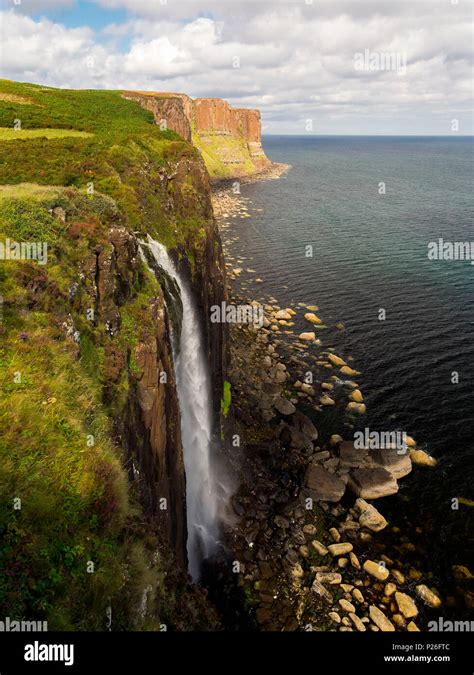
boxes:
[211,161,291,201]
[211,181,454,633]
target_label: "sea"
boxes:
[222,135,474,607]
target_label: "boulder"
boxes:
[328,353,346,367]
[313,450,331,462]
[348,467,399,499]
[311,579,332,603]
[355,498,388,532]
[349,613,366,632]
[298,332,316,341]
[274,309,292,320]
[346,401,366,414]
[350,389,364,403]
[370,447,412,479]
[305,465,346,502]
[350,552,361,569]
[339,599,356,613]
[369,606,395,632]
[395,592,418,618]
[291,563,304,579]
[339,441,369,468]
[303,524,317,536]
[329,527,341,542]
[410,448,437,467]
[415,584,442,608]
[304,312,322,324]
[328,543,353,556]
[352,588,364,603]
[340,365,360,376]
[363,560,389,581]
[311,540,328,556]
[315,572,342,585]
[273,396,296,415]
[385,583,397,596]
[320,394,335,406]
[293,411,318,440]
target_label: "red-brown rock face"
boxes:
[123,91,193,142]
[234,109,261,143]
[123,90,270,177]
[194,98,236,135]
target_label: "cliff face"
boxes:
[0,80,226,629]
[124,91,270,179]
[123,91,193,142]
[166,154,228,409]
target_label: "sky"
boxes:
[0,0,472,135]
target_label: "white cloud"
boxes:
[0,0,74,12]
[0,1,472,134]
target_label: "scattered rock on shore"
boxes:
[355,498,388,532]
[305,465,346,502]
[273,396,296,415]
[415,584,442,608]
[298,332,316,342]
[363,560,389,581]
[395,592,418,618]
[328,354,346,367]
[410,448,438,467]
[328,543,353,557]
[304,312,322,325]
[348,467,399,499]
[369,606,395,632]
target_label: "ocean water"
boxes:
[223,136,474,589]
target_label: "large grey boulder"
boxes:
[339,441,370,468]
[369,447,412,479]
[305,465,346,502]
[348,467,398,499]
[273,396,296,415]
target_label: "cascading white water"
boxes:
[144,237,221,580]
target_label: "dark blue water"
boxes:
[223,136,474,592]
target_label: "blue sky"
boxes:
[35,1,128,31]
[0,0,472,135]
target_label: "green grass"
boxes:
[0,183,64,200]
[192,124,256,178]
[0,80,209,249]
[0,128,93,140]
[221,380,232,418]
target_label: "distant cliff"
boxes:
[123,91,270,179]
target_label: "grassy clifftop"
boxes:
[0,80,219,630]
[0,80,212,248]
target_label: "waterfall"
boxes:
[141,236,221,580]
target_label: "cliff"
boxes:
[0,80,224,630]
[123,91,270,179]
